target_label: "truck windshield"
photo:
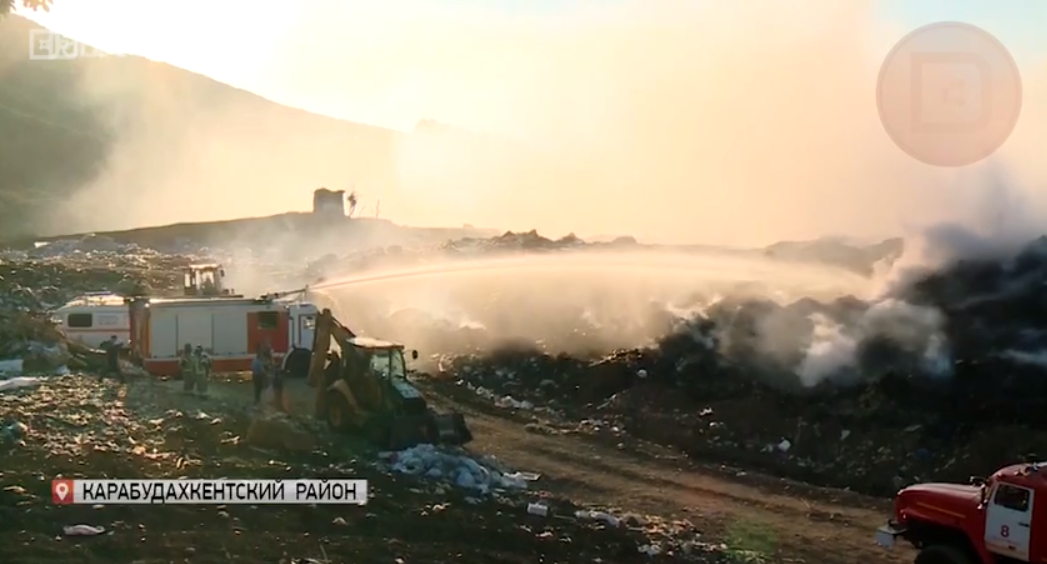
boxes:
[368,350,407,380]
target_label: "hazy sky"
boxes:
[13,1,1047,245]
[22,0,1043,132]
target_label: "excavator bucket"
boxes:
[386,412,473,451]
[430,412,473,445]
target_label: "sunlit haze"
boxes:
[16,0,1047,245]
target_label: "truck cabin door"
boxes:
[298,313,316,349]
[984,482,1034,561]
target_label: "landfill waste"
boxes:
[0,237,209,372]
[245,412,319,452]
[0,358,22,375]
[380,444,535,493]
[576,509,622,527]
[0,376,42,392]
[414,235,1047,496]
[62,524,106,536]
[5,226,1045,501]
[526,501,549,516]
[0,418,28,444]
[0,373,723,563]
[0,227,914,563]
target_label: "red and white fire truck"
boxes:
[55,264,320,376]
[126,294,318,376]
[875,462,1045,564]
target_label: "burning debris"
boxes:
[400,234,1047,496]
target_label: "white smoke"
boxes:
[794,300,950,385]
[796,313,858,385]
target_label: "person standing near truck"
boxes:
[251,346,269,406]
[100,335,124,383]
[193,345,211,398]
[182,344,202,395]
[178,343,193,381]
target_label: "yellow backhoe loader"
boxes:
[304,308,472,450]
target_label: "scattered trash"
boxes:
[0,419,28,443]
[0,376,42,392]
[638,544,662,556]
[384,444,533,493]
[576,509,621,528]
[425,234,1047,496]
[63,524,105,536]
[526,502,549,517]
[2,225,1044,560]
[0,358,23,375]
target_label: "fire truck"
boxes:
[127,295,318,376]
[56,264,320,376]
[875,462,1045,564]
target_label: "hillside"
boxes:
[0,15,404,239]
[0,15,904,275]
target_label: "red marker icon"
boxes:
[52,479,74,504]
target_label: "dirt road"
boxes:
[420,383,915,564]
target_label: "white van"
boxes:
[53,293,131,348]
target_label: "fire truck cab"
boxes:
[875,462,1046,564]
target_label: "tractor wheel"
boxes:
[325,392,352,432]
[914,544,973,564]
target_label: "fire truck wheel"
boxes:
[915,544,972,564]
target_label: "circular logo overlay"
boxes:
[877,22,1022,167]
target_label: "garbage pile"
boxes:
[442,230,586,254]
[431,235,1047,496]
[0,300,72,373]
[380,443,538,493]
[0,374,730,563]
[0,237,203,371]
[1,236,192,301]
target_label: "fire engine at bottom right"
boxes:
[875,462,1045,564]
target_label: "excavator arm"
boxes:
[307,308,358,417]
